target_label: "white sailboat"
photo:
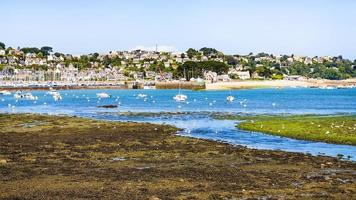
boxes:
[226,90,234,102]
[137,93,147,98]
[53,93,62,101]
[47,89,59,95]
[173,81,188,102]
[226,95,234,102]
[96,92,111,98]
[174,94,188,102]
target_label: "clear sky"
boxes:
[1,0,356,58]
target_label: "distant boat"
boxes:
[226,95,234,102]
[47,89,59,96]
[174,94,188,102]
[96,92,111,98]
[320,86,336,90]
[53,93,62,101]
[14,93,22,99]
[23,93,38,100]
[0,90,11,95]
[173,81,188,102]
[137,93,147,98]
[226,90,234,102]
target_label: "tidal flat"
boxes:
[0,113,355,199]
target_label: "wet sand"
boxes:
[0,114,355,199]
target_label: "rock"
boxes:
[97,105,118,108]
[0,159,7,164]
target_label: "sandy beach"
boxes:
[206,79,356,90]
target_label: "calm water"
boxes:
[1,88,356,160]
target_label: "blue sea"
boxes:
[1,88,356,160]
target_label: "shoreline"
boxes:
[1,78,356,91]
[205,79,356,90]
[0,113,355,199]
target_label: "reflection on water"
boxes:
[0,88,355,160]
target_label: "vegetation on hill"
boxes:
[0,41,355,80]
[175,61,229,80]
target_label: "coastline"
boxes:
[0,84,128,91]
[1,78,355,91]
[205,78,356,90]
[0,113,355,199]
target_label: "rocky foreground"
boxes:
[0,114,355,199]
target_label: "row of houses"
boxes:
[0,65,175,82]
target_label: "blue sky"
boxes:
[1,0,356,58]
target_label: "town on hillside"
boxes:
[0,42,355,88]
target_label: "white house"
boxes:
[217,74,230,82]
[204,71,217,83]
[235,71,250,80]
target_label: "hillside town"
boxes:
[0,42,355,87]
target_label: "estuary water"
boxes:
[1,88,355,160]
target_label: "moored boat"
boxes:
[0,90,11,95]
[96,92,111,98]
[173,94,188,102]
[226,95,234,102]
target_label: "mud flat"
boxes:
[0,114,355,199]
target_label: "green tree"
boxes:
[110,56,122,67]
[226,56,238,66]
[271,74,283,80]
[256,66,272,78]
[289,62,310,76]
[54,52,63,57]
[40,46,53,56]
[321,68,342,80]
[186,48,199,59]
[21,47,41,54]
[199,47,218,56]
[0,42,5,50]
[176,61,228,80]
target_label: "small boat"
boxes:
[320,86,336,90]
[53,93,62,101]
[226,95,234,102]
[137,93,147,98]
[47,89,59,95]
[23,93,38,101]
[143,86,155,89]
[14,92,23,99]
[173,81,188,102]
[0,90,11,95]
[226,90,234,102]
[96,92,111,98]
[174,94,188,102]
